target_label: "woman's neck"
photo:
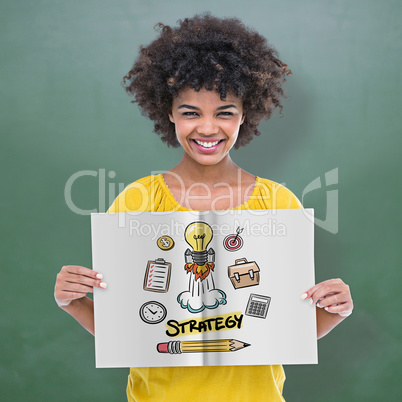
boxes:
[163,152,256,210]
[169,152,240,185]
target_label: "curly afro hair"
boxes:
[122,13,291,148]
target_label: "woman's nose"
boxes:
[196,117,219,135]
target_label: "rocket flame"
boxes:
[184,262,215,281]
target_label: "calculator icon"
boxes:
[245,294,271,319]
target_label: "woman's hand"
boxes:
[302,278,353,338]
[54,265,106,308]
[302,278,353,317]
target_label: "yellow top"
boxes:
[107,174,301,402]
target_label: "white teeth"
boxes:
[194,140,220,148]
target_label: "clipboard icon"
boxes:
[143,258,172,293]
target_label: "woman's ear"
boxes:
[168,110,174,124]
[241,113,246,125]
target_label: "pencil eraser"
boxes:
[157,342,168,353]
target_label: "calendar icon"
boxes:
[245,294,271,319]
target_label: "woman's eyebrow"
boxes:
[217,105,237,110]
[177,104,238,110]
[177,104,199,110]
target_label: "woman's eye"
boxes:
[181,111,234,117]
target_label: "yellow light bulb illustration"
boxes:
[179,220,226,313]
[184,222,213,252]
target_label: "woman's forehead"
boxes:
[174,87,242,107]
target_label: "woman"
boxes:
[55,13,353,401]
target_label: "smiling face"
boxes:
[168,87,245,167]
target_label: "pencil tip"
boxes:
[244,343,251,348]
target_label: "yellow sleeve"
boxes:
[107,175,154,213]
[273,181,302,209]
[246,177,302,210]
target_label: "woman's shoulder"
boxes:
[248,176,302,210]
[107,174,181,213]
[107,174,302,212]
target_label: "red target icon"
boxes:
[223,227,244,252]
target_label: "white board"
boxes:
[91,209,317,368]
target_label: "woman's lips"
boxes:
[191,139,224,153]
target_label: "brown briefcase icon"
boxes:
[228,258,260,289]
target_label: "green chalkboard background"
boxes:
[1,1,401,401]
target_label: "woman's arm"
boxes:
[54,265,106,336]
[302,278,353,339]
[59,296,96,335]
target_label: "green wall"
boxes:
[1,1,401,400]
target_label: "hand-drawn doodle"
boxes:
[139,301,167,324]
[165,312,244,337]
[228,258,260,289]
[157,339,250,354]
[157,235,175,251]
[177,221,226,313]
[143,258,171,292]
[245,294,271,319]
[223,226,244,251]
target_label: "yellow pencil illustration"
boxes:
[157,339,250,354]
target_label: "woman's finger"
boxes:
[302,278,345,298]
[63,265,103,280]
[316,293,349,308]
[324,303,353,317]
[64,273,105,289]
[59,266,106,289]
[302,279,347,305]
[62,281,97,294]
[57,290,88,302]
